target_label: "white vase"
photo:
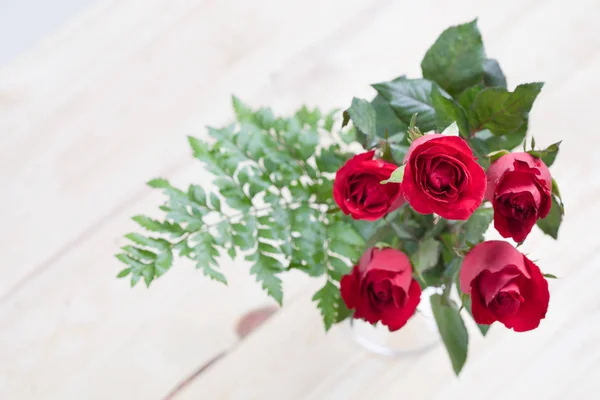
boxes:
[347,287,441,356]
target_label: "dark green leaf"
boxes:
[460,207,494,246]
[482,59,507,88]
[312,280,351,330]
[372,78,447,132]
[346,97,377,139]
[431,295,469,375]
[431,88,469,137]
[412,237,441,273]
[470,83,544,135]
[536,194,562,239]
[421,20,485,95]
[370,93,409,140]
[328,256,352,282]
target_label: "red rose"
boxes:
[460,240,549,332]
[333,151,404,221]
[401,134,486,220]
[340,247,421,331]
[486,152,552,242]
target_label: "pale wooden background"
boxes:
[1,0,599,399]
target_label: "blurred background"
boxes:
[1,0,598,399]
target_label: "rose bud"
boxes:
[486,152,552,242]
[460,240,549,332]
[333,151,404,220]
[340,247,421,331]
[401,134,486,220]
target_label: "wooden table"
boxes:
[1,0,599,398]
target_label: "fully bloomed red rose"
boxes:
[460,240,549,332]
[402,134,486,220]
[486,152,552,242]
[333,151,404,220]
[340,247,421,331]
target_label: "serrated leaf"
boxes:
[431,88,469,137]
[328,221,365,247]
[536,194,562,239]
[250,255,284,304]
[124,233,170,250]
[470,83,544,136]
[528,140,561,167]
[132,215,184,236]
[460,207,494,246]
[155,248,173,276]
[232,95,254,122]
[373,78,447,132]
[202,265,228,284]
[188,136,209,158]
[483,59,507,88]
[380,165,405,184]
[346,97,377,139]
[421,19,486,95]
[122,245,156,261]
[312,280,351,330]
[431,295,469,375]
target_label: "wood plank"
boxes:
[1,0,597,398]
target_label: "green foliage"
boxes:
[117,99,367,326]
[431,88,470,137]
[421,20,486,96]
[536,194,563,239]
[344,97,377,140]
[372,77,449,132]
[468,83,544,136]
[431,294,469,375]
[312,280,352,331]
[380,165,405,184]
[412,237,441,274]
[482,59,507,88]
[528,141,561,167]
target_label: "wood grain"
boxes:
[0,0,598,398]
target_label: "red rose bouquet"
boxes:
[116,20,563,374]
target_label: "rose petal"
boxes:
[460,241,531,294]
[381,279,422,331]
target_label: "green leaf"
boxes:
[470,83,544,135]
[312,280,351,330]
[132,215,184,236]
[346,97,377,139]
[482,59,507,88]
[372,78,447,132]
[121,245,156,261]
[116,268,131,278]
[209,193,221,211]
[250,255,284,304]
[421,19,485,95]
[328,256,352,282]
[380,165,405,184]
[232,95,254,122]
[188,136,209,158]
[370,93,409,140]
[460,207,494,246]
[543,273,558,279]
[328,220,365,247]
[412,237,441,273]
[528,140,561,167]
[431,88,470,137]
[536,194,562,239]
[124,233,170,251]
[441,121,460,137]
[431,295,469,375]
[487,149,510,163]
[457,84,484,111]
